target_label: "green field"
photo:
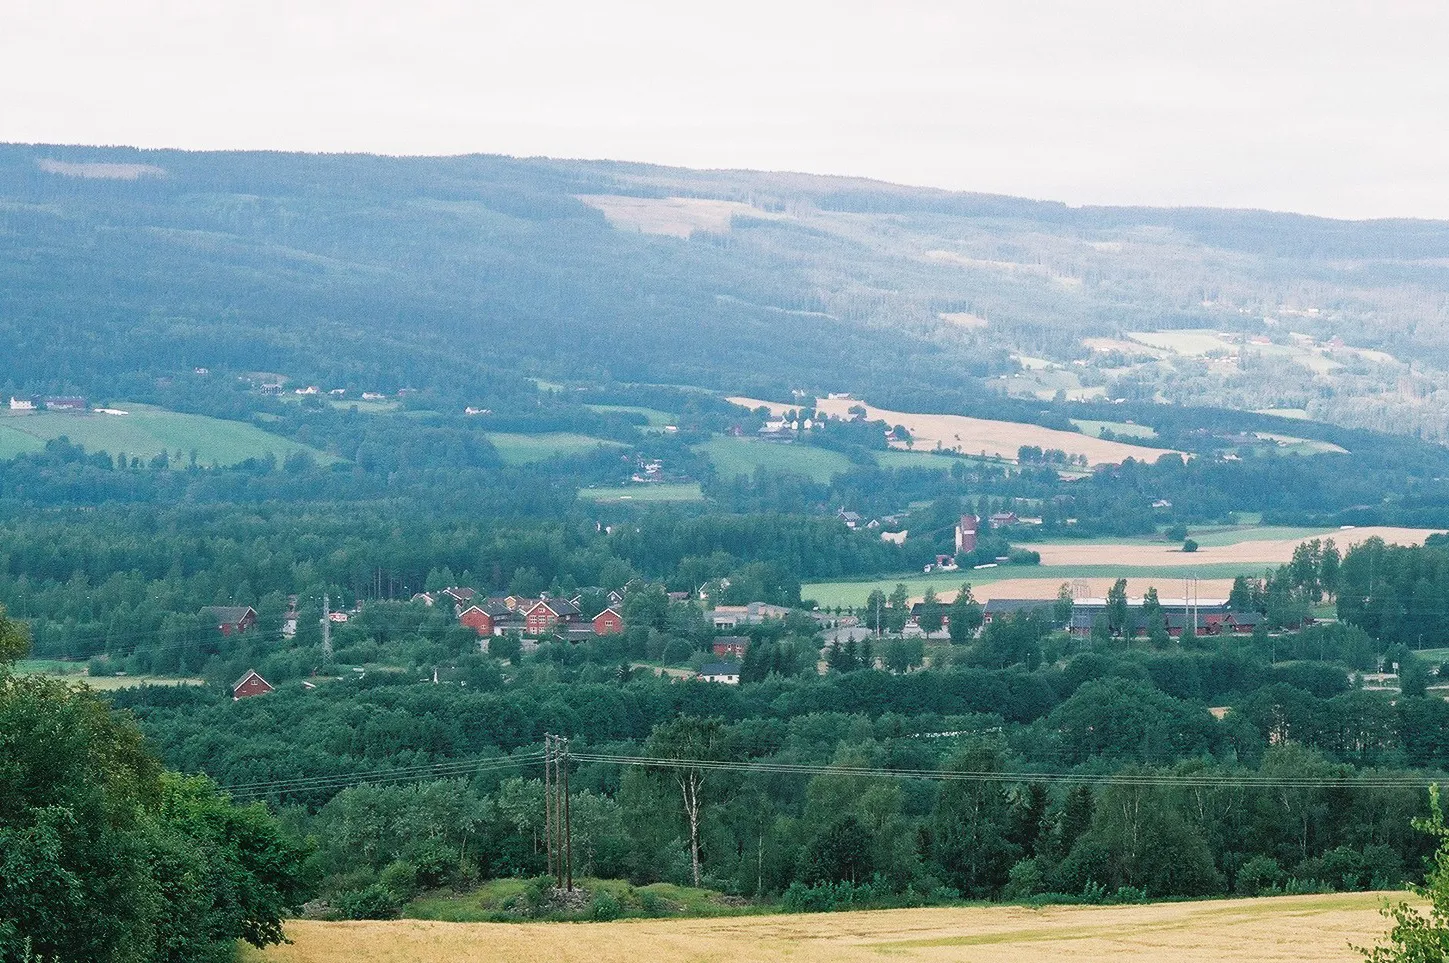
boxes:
[1070,418,1159,439]
[578,482,704,503]
[803,562,1273,608]
[332,399,401,414]
[1253,433,1349,456]
[15,660,205,690]
[874,449,993,472]
[700,436,854,482]
[0,406,335,466]
[486,432,626,465]
[1175,525,1332,547]
[586,404,674,427]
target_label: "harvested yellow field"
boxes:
[1036,526,1442,569]
[732,397,1180,467]
[577,195,778,237]
[244,893,1405,963]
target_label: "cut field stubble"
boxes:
[731,397,1181,467]
[243,892,1408,963]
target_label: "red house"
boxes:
[712,636,749,659]
[524,598,582,635]
[202,606,257,636]
[460,605,495,636]
[592,607,624,636]
[232,668,273,700]
[460,601,514,637]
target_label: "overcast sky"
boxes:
[4,1,1446,220]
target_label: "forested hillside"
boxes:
[7,143,1449,437]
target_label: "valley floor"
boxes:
[244,892,1404,963]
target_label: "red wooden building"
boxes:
[523,598,582,635]
[459,605,496,636]
[202,606,257,636]
[232,668,273,700]
[712,636,749,659]
[592,606,625,635]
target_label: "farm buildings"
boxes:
[420,587,628,641]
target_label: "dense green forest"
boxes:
[0,608,308,962]
[107,605,1449,915]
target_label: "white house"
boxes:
[697,663,741,684]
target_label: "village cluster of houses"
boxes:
[213,580,857,700]
[8,396,89,412]
[411,586,626,642]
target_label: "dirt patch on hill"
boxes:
[577,195,779,237]
[37,159,165,180]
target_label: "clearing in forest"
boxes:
[577,195,780,237]
[731,397,1181,467]
[485,432,626,466]
[243,892,1403,963]
[577,483,704,503]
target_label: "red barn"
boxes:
[232,668,273,700]
[592,606,624,636]
[202,606,257,636]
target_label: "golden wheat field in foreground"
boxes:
[244,893,1411,963]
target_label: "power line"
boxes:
[219,743,1449,805]
[569,751,1447,790]
[224,752,542,793]
[224,753,543,801]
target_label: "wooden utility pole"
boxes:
[561,736,573,892]
[543,734,555,881]
[321,594,332,662]
[541,734,574,891]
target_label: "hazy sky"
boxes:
[5,1,1447,220]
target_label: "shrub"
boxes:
[1002,859,1045,900]
[589,891,623,921]
[410,845,457,890]
[1235,855,1284,896]
[379,860,419,901]
[336,883,403,920]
